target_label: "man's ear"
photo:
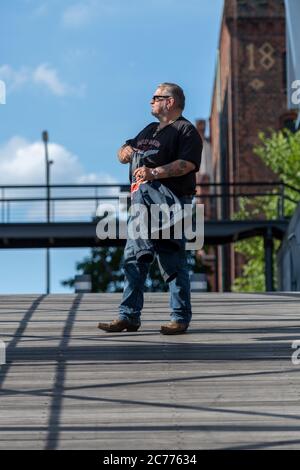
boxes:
[170,97,175,108]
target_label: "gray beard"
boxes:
[151,109,167,120]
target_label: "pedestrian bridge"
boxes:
[0,181,297,292]
[0,181,293,248]
[0,292,300,450]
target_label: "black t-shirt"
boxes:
[126,116,203,197]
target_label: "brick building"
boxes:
[197,0,297,291]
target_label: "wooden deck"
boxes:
[0,292,300,450]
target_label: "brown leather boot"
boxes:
[160,321,188,335]
[97,319,140,333]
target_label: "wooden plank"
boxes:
[1,293,300,449]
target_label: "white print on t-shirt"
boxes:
[137,138,161,148]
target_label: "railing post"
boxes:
[46,184,50,223]
[277,182,285,220]
[264,227,274,292]
[1,188,4,223]
[95,186,98,215]
[281,182,285,219]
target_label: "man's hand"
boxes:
[133,166,154,183]
[133,159,196,183]
[118,144,136,164]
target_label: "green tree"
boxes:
[61,246,125,293]
[233,129,300,292]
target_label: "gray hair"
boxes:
[158,82,185,110]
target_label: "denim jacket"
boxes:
[127,151,186,283]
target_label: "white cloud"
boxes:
[0,137,122,222]
[0,63,84,97]
[33,64,70,96]
[62,2,96,29]
[0,136,116,185]
[61,1,118,29]
[0,65,30,92]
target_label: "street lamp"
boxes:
[42,130,53,295]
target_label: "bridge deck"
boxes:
[0,293,300,450]
[0,220,288,248]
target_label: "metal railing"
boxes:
[0,181,299,223]
[194,181,300,221]
[0,184,126,223]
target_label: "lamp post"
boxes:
[42,130,53,295]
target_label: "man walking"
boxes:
[98,83,203,334]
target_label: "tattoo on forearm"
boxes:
[161,160,189,178]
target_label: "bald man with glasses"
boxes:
[98,82,203,335]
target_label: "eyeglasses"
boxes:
[151,95,172,102]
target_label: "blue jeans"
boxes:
[118,196,193,326]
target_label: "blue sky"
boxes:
[0,0,223,293]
